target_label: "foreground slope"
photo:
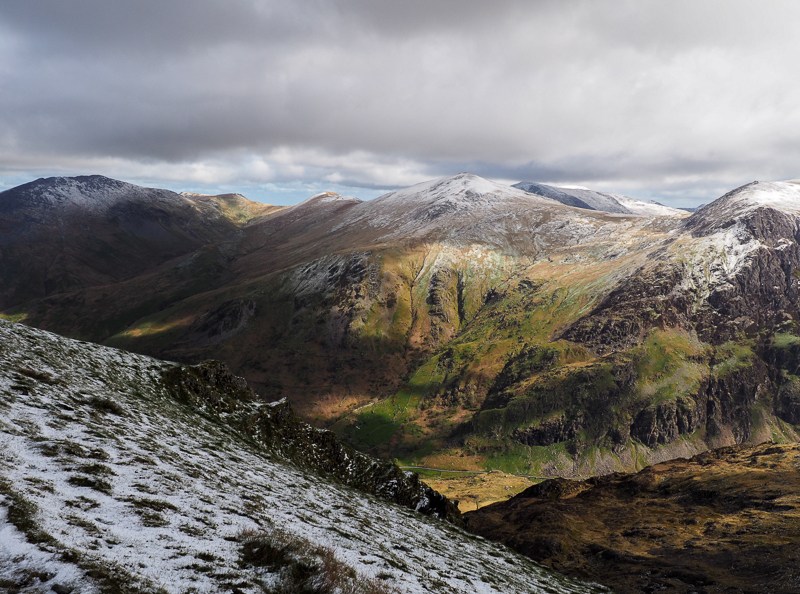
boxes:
[0,320,599,593]
[465,442,800,593]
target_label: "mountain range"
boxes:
[3,174,800,487]
[4,171,800,591]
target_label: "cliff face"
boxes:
[564,202,800,351]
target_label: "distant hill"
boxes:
[0,175,278,306]
[513,180,685,216]
[466,441,800,593]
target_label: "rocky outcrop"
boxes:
[563,201,800,357]
[513,416,582,446]
[188,298,256,345]
[629,397,703,447]
[163,361,460,521]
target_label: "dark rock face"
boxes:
[560,262,693,353]
[514,416,582,447]
[188,299,256,345]
[630,397,703,447]
[701,362,772,441]
[565,206,800,352]
[777,380,800,424]
[629,362,771,448]
[162,361,460,522]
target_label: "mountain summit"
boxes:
[0,175,275,307]
[513,180,685,216]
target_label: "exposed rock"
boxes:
[629,397,703,447]
[188,298,256,345]
[513,416,582,447]
[163,361,460,521]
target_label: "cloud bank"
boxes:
[2,1,800,205]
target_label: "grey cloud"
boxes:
[2,1,800,205]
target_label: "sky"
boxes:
[1,1,800,207]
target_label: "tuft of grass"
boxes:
[67,475,113,496]
[123,496,177,528]
[17,366,61,385]
[0,311,28,323]
[87,396,125,416]
[773,333,800,349]
[238,529,399,594]
[123,496,178,513]
[75,463,115,477]
[0,478,57,545]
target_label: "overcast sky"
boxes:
[1,1,800,206]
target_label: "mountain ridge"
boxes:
[513,180,685,217]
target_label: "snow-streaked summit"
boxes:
[0,175,186,214]
[514,181,685,217]
[375,173,559,211]
[700,180,800,217]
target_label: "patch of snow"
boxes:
[551,184,591,191]
[613,195,687,217]
[717,181,800,215]
[0,320,602,594]
[0,503,94,593]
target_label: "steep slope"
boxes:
[0,320,601,593]
[513,181,683,216]
[0,175,275,307]
[565,179,800,350]
[459,179,800,481]
[465,442,800,593]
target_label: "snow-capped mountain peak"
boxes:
[513,181,685,217]
[0,174,189,216]
[717,180,800,214]
[376,173,555,210]
[686,180,800,236]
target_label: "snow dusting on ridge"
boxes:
[0,320,602,593]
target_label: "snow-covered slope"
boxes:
[0,175,189,215]
[513,181,685,217]
[0,320,602,594]
[331,173,666,253]
[687,180,800,230]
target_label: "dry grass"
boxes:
[238,528,399,594]
[467,442,800,593]
[423,470,533,512]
